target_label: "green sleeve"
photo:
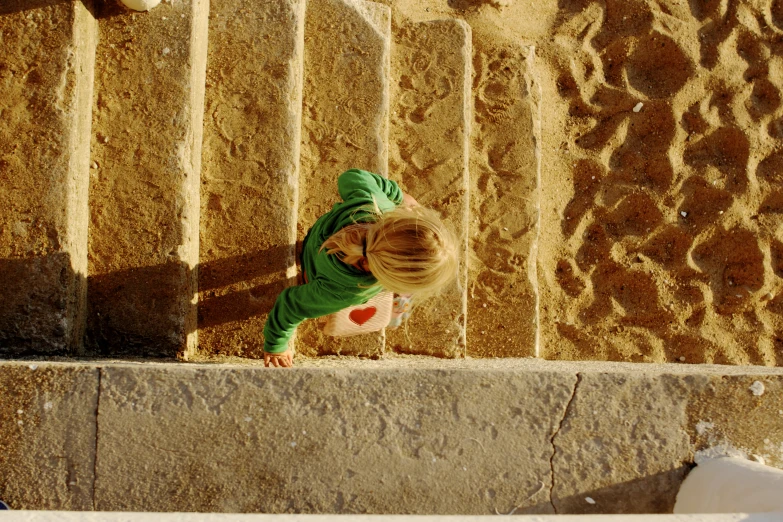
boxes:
[263,280,353,353]
[337,169,403,205]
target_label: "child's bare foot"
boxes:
[264,350,293,368]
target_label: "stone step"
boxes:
[1,359,780,512]
[295,0,391,358]
[0,1,97,356]
[86,0,209,358]
[467,41,541,358]
[386,19,472,358]
[197,0,306,358]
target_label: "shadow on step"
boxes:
[0,242,296,357]
[0,254,85,357]
[86,259,194,357]
[198,243,297,331]
[86,243,297,356]
[521,464,692,515]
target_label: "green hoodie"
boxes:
[263,169,403,353]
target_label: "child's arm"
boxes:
[337,169,403,205]
[263,279,352,358]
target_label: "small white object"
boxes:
[633,102,644,113]
[680,211,688,217]
[585,496,596,504]
[751,455,766,465]
[44,401,53,410]
[718,210,724,214]
[162,47,170,55]
[243,416,252,422]
[675,456,783,513]
[17,409,23,415]
[28,364,37,370]
[749,381,765,396]
[290,441,297,447]
[17,420,23,425]
[695,421,714,435]
[121,0,162,11]
[463,466,467,471]
[679,356,686,361]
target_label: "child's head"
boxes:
[366,205,459,296]
[322,204,459,297]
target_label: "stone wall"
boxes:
[0,359,780,513]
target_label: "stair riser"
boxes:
[86,0,208,357]
[198,0,306,358]
[295,0,392,358]
[0,1,96,355]
[387,20,472,357]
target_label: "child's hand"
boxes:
[264,349,293,368]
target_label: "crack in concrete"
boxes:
[548,372,581,514]
[91,367,102,511]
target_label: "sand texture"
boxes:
[466,40,541,358]
[87,0,207,357]
[537,0,783,365]
[198,0,305,358]
[295,0,391,358]
[386,19,472,357]
[3,0,783,365]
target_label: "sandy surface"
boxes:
[534,1,783,365]
[343,0,783,365]
[190,0,783,365]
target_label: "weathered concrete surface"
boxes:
[0,1,96,355]
[686,375,783,469]
[2,359,781,513]
[296,0,391,358]
[551,370,783,514]
[95,364,573,513]
[198,0,305,358]
[386,20,471,358]
[0,363,98,510]
[87,0,208,358]
[551,373,698,514]
[467,41,540,358]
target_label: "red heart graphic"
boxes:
[349,306,376,326]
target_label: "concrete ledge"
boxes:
[0,359,781,513]
[0,364,99,510]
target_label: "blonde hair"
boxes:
[321,204,459,297]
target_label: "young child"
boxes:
[263,168,458,367]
